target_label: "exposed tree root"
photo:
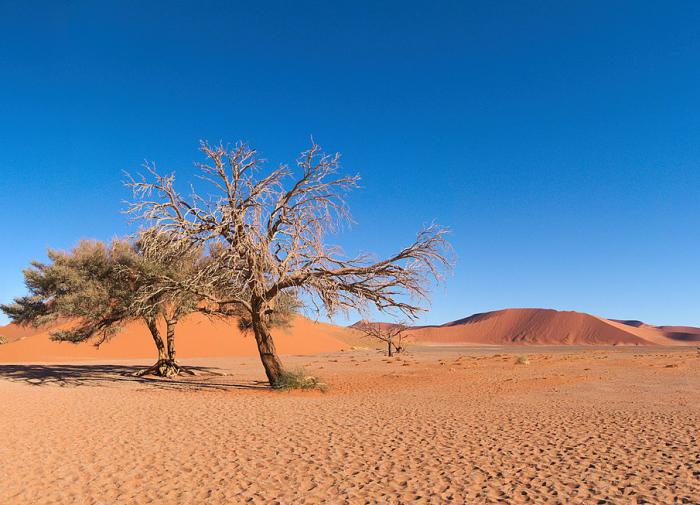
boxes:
[132,359,195,378]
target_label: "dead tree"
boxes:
[126,140,453,386]
[357,321,411,356]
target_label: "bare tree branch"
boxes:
[355,321,413,356]
[125,139,453,385]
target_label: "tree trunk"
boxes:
[251,309,285,386]
[387,340,393,357]
[147,318,167,362]
[134,318,186,378]
[166,319,176,362]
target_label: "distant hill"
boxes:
[354,308,700,346]
[3,307,697,362]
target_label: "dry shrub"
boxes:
[515,355,530,365]
[274,368,328,392]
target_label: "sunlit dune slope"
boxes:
[0,323,43,343]
[0,314,349,362]
[379,308,700,346]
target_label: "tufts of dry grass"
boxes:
[515,355,530,365]
[274,368,328,392]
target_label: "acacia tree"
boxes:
[127,140,452,386]
[125,230,209,376]
[0,237,205,377]
[128,230,300,374]
[356,321,411,357]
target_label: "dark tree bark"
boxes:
[134,317,187,378]
[251,306,285,386]
[147,318,167,362]
[166,319,176,362]
[387,340,393,357]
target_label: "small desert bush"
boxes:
[0,335,7,345]
[274,368,328,392]
[515,355,530,365]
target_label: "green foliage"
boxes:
[130,229,203,318]
[274,368,328,392]
[1,240,134,343]
[0,232,208,346]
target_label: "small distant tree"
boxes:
[127,140,452,386]
[357,321,411,357]
[1,236,209,377]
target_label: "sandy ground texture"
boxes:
[1,346,699,504]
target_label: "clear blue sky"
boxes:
[2,1,700,327]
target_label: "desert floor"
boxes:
[1,346,699,504]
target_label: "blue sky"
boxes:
[2,1,700,326]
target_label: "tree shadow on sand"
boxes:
[0,364,270,392]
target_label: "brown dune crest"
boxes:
[382,308,700,346]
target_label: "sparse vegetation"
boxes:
[356,321,412,357]
[273,368,328,392]
[1,140,450,387]
[516,355,530,365]
[1,236,222,377]
[0,335,7,345]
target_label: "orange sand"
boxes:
[0,321,43,343]
[4,308,698,366]
[0,314,351,362]
[0,346,698,503]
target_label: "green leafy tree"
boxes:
[2,237,203,377]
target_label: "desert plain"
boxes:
[1,314,698,504]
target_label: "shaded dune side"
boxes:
[606,320,700,344]
[657,326,700,342]
[411,309,653,346]
[0,314,348,362]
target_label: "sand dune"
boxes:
[603,318,697,345]
[0,314,350,362]
[0,322,47,343]
[361,308,700,346]
[4,307,698,363]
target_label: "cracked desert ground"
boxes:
[1,347,698,504]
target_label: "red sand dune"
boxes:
[603,319,700,345]
[3,308,698,362]
[0,314,350,362]
[361,308,700,346]
[0,322,45,343]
